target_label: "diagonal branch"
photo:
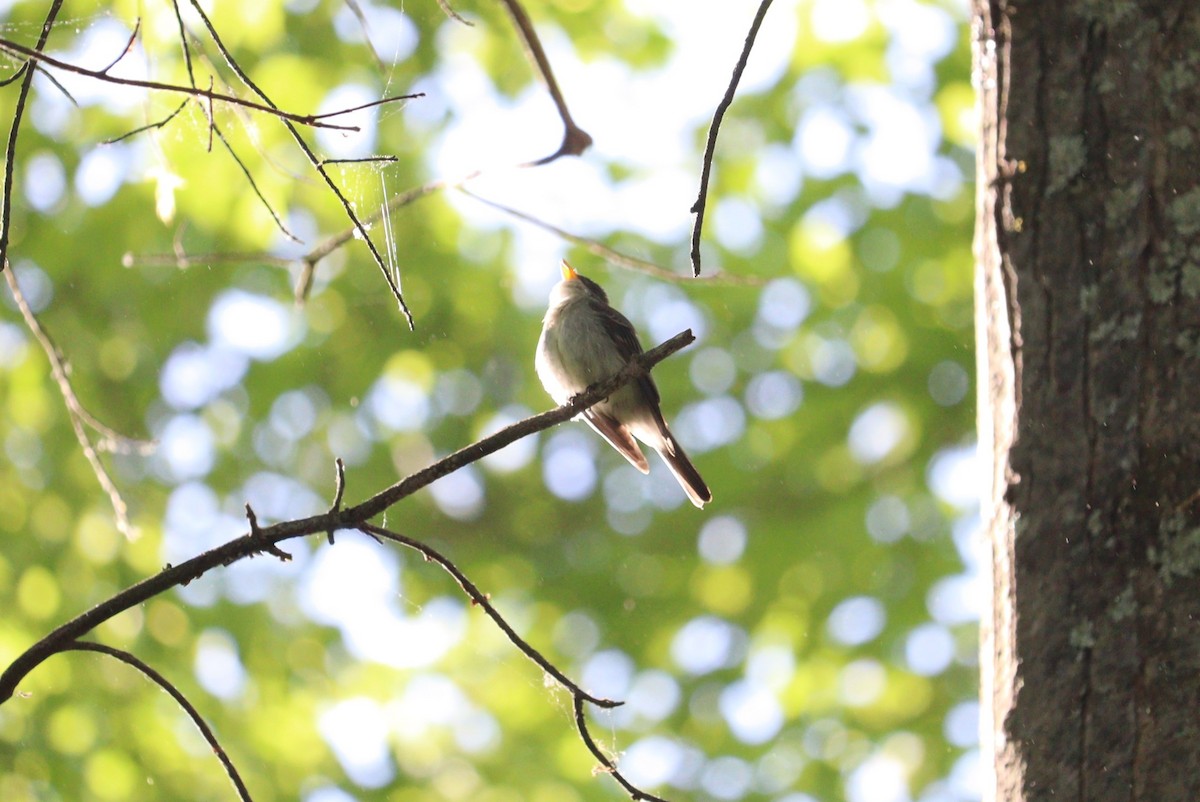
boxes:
[360,523,618,707]
[0,0,66,276]
[573,695,670,802]
[460,189,765,285]
[361,523,670,800]
[3,268,147,539]
[496,0,593,164]
[0,36,415,132]
[0,329,696,704]
[689,0,774,277]
[64,642,253,802]
[184,0,416,328]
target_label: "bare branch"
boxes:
[343,0,388,73]
[0,0,66,276]
[103,99,188,144]
[97,17,141,76]
[326,458,346,545]
[0,35,381,132]
[307,91,424,121]
[362,522,676,800]
[32,63,78,106]
[573,695,670,802]
[3,268,142,539]
[0,59,29,87]
[319,155,398,166]
[435,0,475,27]
[461,189,765,285]
[210,119,301,242]
[168,0,197,86]
[184,0,415,327]
[360,523,619,707]
[122,250,295,270]
[496,0,592,164]
[689,0,774,277]
[63,643,253,802]
[293,175,451,302]
[0,329,696,703]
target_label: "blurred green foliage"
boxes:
[0,1,978,801]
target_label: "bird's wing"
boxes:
[590,299,661,405]
[583,409,650,473]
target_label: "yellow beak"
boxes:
[561,261,579,281]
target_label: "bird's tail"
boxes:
[658,433,712,509]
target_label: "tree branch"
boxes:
[184,0,417,328]
[0,0,65,276]
[689,0,774,277]
[0,36,415,132]
[362,522,673,801]
[0,329,695,704]
[64,642,253,802]
[3,268,147,539]
[496,0,593,164]
[573,695,669,802]
[460,189,765,285]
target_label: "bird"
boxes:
[535,261,712,508]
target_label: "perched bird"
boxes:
[536,261,712,508]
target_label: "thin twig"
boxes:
[326,458,346,545]
[122,251,295,270]
[103,99,188,144]
[495,0,592,164]
[210,120,301,242]
[319,155,398,166]
[361,523,618,707]
[0,329,695,703]
[168,0,197,86]
[293,175,453,302]
[97,17,141,75]
[435,0,475,26]
[32,64,78,105]
[0,60,29,87]
[0,0,66,276]
[185,0,415,328]
[343,0,388,73]
[362,523,672,800]
[3,268,141,539]
[0,35,384,132]
[573,695,670,802]
[306,91,424,122]
[689,0,774,277]
[64,643,253,802]
[460,189,764,285]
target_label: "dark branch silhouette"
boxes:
[461,189,765,286]
[0,0,66,276]
[0,328,694,702]
[0,331,694,801]
[361,523,669,800]
[0,35,415,132]
[497,0,593,164]
[689,0,774,277]
[64,642,253,802]
[573,695,670,802]
[184,0,416,327]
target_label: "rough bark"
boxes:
[975,1,1200,799]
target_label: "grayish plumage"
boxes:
[536,262,712,508]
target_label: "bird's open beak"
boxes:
[561,261,579,281]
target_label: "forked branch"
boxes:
[0,329,695,702]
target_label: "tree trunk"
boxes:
[975,1,1200,799]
